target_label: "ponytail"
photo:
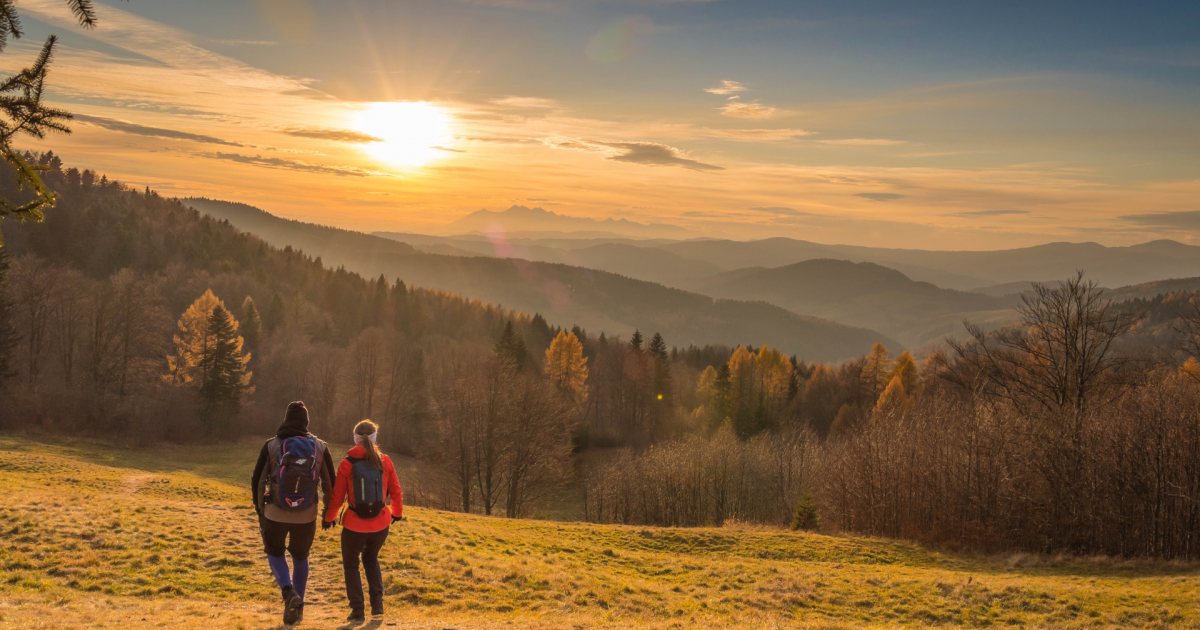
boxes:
[354,419,384,471]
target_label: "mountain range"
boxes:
[438,205,698,240]
[185,198,895,361]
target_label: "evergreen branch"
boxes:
[65,0,97,28]
[0,0,23,51]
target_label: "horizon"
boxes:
[3,0,1197,249]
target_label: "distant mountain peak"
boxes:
[443,205,695,240]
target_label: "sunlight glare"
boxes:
[353,101,454,168]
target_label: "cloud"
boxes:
[854,193,909,202]
[949,209,1030,217]
[279,127,382,143]
[719,101,780,119]
[492,96,557,108]
[901,151,964,158]
[705,128,814,141]
[705,80,747,95]
[599,142,723,171]
[749,206,811,216]
[73,114,243,146]
[433,146,465,153]
[213,39,277,46]
[206,152,391,177]
[820,138,908,146]
[1120,211,1200,230]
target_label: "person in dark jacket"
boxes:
[250,401,336,626]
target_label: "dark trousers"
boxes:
[260,516,316,560]
[341,527,389,612]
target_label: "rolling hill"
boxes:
[184,198,897,360]
[691,259,1016,348]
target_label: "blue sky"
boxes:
[7,0,1200,247]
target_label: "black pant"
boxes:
[260,516,317,559]
[341,527,389,612]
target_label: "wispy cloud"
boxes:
[206,153,392,177]
[719,101,780,119]
[854,192,909,202]
[749,206,812,216]
[949,209,1030,217]
[279,127,382,143]
[433,146,466,153]
[74,114,243,146]
[601,142,723,171]
[705,128,814,141]
[213,39,277,46]
[492,96,557,108]
[1120,210,1200,230]
[705,80,747,95]
[820,138,908,146]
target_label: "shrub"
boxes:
[790,495,820,531]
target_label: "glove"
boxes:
[321,519,334,531]
[391,514,405,524]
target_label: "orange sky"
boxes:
[5,0,1200,249]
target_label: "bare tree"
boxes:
[347,327,385,420]
[947,271,1138,417]
[9,256,58,388]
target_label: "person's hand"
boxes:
[391,514,405,524]
[322,520,334,531]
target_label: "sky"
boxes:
[4,0,1200,249]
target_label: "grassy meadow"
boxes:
[1,434,1199,629]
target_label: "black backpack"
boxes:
[347,456,385,519]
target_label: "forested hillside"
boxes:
[185,198,895,361]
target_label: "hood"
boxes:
[277,401,310,439]
[347,444,368,458]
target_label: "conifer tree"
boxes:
[165,289,222,386]
[201,304,252,430]
[860,342,891,402]
[544,330,588,405]
[0,0,107,245]
[240,296,261,361]
[629,330,643,351]
[648,332,673,410]
[264,291,285,333]
[391,278,409,333]
[495,320,528,371]
[372,274,389,326]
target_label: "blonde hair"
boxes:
[354,419,384,471]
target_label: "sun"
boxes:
[353,101,455,168]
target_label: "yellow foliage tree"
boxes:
[860,342,890,400]
[165,289,226,387]
[1180,357,1200,384]
[887,350,919,393]
[544,330,588,405]
[875,375,911,416]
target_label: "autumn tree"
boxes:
[0,246,15,384]
[544,330,588,405]
[165,289,222,386]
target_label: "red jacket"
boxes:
[325,445,403,533]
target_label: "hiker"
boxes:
[250,401,336,626]
[324,419,404,622]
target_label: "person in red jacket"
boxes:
[324,419,403,622]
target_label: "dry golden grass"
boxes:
[2,434,1200,629]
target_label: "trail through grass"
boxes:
[1,434,1198,629]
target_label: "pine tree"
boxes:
[392,278,409,333]
[629,330,643,351]
[0,1,107,245]
[0,245,16,384]
[544,330,588,405]
[240,296,261,362]
[648,332,673,412]
[372,274,389,327]
[201,304,252,431]
[495,320,528,371]
[264,291,284,333]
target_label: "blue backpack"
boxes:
[267,436,325,511]
[347,456,385,519]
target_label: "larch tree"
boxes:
[859,342,891,403]
[544,330,588,405]
[165,289,222,387]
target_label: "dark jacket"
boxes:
[250,402,336,521]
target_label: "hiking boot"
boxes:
[294,603,305,624]
[371,606,384,616]
[281,586,302,625]
[346,609,366,623]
